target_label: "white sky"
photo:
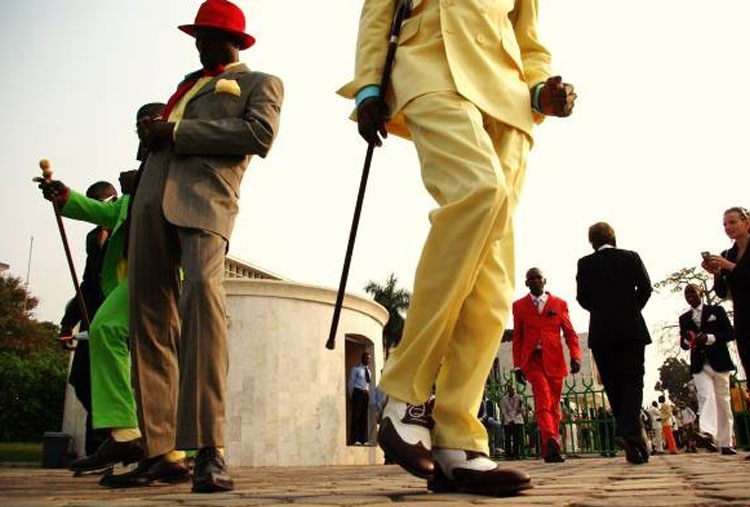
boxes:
[2,1,749,399]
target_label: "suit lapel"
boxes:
[699,306,709,330]
[187,63,249,104]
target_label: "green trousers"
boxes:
[89,279,138,429]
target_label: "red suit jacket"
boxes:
[512,293,582,378]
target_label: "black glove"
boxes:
[357,97,389,147]
[34,177,70,207]
[514,369,526,385]
[570,358,581,374]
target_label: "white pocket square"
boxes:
[215,79,241,97]
[707,315,717,322]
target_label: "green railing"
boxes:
[486,371,616,458]
[731,375,749,451]
[486,371,750,458]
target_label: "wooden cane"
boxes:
[326,0,412,350]
[38,159,91,331]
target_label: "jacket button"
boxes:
[476,33,487,45]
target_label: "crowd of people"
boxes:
[476,214,750,465]
[33,0,749,499]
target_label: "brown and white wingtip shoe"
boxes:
[377,396,435,479]
[429,449,532,497]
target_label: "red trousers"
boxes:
[662,426,678,454]
[525,352,563,448]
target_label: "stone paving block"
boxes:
[700,489,750,501]
[150,492,241,501]
[473,495,578,505]
[182,499,287,506]
[391,493,485,503]
[570,497,716,507]
[292,495,393,505]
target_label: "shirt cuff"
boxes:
[531,82,545,114]
[705,334,716,345]
[355,85,381,107]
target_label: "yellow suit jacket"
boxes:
[338,0,551,140]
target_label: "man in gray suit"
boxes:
[127,0,283,493]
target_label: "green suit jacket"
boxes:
[62,191,129,297]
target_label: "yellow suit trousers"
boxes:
[379,91,529,453]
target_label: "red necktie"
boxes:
[161,65,226,120]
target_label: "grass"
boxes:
[0,441,42,462]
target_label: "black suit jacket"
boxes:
[576,247,652,347]
[679,305,735,374]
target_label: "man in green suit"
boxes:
[36,104,190,488]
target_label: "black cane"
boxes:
[38,159,91,333]
[326,0,413,350]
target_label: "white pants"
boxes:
[651,421,663,451]
[694,363,734,448]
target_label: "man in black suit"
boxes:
[576,222,652,464]
[679,284,736,454]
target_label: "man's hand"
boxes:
[514,369,526,385]
[33,177,70,208]
[570,358,581,375]
[138,118,175,151]
[538,76,577,117]
[357,97,389,147]
[694,332,709,348]
[59,328,75,351]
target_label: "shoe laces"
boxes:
[196,447,225,468]
[402,397,435,430]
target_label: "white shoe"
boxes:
[377,396,434,478]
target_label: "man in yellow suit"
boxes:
[339,0,576,496]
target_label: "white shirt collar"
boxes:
[597,244,615,251]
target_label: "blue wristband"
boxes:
[531,83,545,114]
[355,85,381,107]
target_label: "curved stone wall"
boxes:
[224,279,388,467]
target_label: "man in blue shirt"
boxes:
[348,352,372,444]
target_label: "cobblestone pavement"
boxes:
[1,453,749,507]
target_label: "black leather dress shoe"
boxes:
[192,447,234,493]
[99,455,190,488]
[543,438,564,463]
[614,436,647,465]
[69,437,145,473]
[428,450,532,496]
[721,447,738,455]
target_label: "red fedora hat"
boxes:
[179,0,255,50]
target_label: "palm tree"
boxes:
[364,273,411,355]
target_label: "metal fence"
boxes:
[485,371,750,459]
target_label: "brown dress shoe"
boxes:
[99,455,190,488]
[69,437,145,473]
[377,397,435,479]
[429,449,532,496]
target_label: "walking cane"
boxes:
[326,0,413,350]
[37,159,91,346]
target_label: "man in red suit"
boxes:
[512,268,581,462]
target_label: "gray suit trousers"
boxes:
[129,149,228,458]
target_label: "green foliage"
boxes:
[364,273,411,353]
[0,442,43,462]
[0,350,68,440]
[0,274,67,441]
[655,356,696,409]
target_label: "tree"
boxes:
[654,357,696,410]
[653,266,731,357]
[0,274,67,440]
[0,274,60,357]
[364,273,411,354]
